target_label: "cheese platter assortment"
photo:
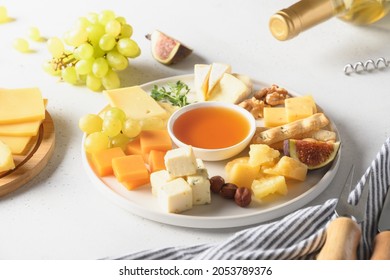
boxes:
[79,62,341,228]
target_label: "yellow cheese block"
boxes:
[0,140,15,173]
[0,88,45,124]
[285,95,316,122]
[0,135,33,155]
[263,107,288,127]
[104,86,168,120]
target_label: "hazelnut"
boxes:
[209,176,225,194]
[234,187,252,207]
[219,183,238,199]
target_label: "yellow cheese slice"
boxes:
[0,88,45,124]
[0,99,47,136]
[263,107,288,127]
[0,135,33,155]
[0,140,15,173]
[285,95,316,122]
[104,86,168,120]
[0,120,42,136]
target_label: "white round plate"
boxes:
[81,74,340,229]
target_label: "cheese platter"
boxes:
[81,73,341,228]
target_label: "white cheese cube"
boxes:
[150,170,172,196]
[158,178,193,213]
[195,158,209,177]
[186,173,211,205]
[164,146,197,178]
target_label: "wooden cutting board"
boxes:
[0,111,55,197]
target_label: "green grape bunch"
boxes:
[43,10,141,91]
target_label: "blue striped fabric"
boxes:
[112,138,390,260]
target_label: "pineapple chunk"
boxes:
[248,144,280,166]
[0,140,15,173]
[264,156,307,181]
[251,175,288,199]
[225,157,260,189]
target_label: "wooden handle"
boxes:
[370,231,390,260]
[317,217,361,260]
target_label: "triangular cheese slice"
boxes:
[207,63,231,99]
[208,73,249,104]
[194,64,211,101]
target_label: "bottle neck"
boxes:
[269,0,344,41]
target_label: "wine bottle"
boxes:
[269,0,390,41]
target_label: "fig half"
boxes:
[284,139,340,170]
[146,30,192,65]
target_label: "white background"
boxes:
[0,0,389,259]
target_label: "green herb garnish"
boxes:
[150,80,190,107]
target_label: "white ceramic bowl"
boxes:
[167,101,256,161]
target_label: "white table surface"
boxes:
[1,0,389,260]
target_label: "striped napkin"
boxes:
[111,138,390,260]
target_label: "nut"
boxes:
[219,183,238,199]
[238,97,265,119]
[209,176,225,194]
[234,187,252,207]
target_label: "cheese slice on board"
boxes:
[194,64,211,101]
[0,99,47,136]
[207,63,231,98]
[104,86,168,120]
[0,140,15,173]
[0,135,33,155]
[0,88,45,124]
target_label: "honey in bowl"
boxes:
[172,106,251,149]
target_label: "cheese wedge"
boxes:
[0,140,15,173]
[0,88,45,124]
[104,86,168,120]
[0,135,33,155]
[207,63,231,98]
[208,73,249,104]
[194,64,211,101]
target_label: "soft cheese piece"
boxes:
[0,140,15,173]
[0,88,45,124]
[104,86,168,120]
[186,168,211,205]
[232,73,253,98]
[0,135,32,155]
[194,64,211,101]
[208,73,249,104]
[150,169,172,196]
[158,178,193,213]
[164,146,197,178]
[207,63,231,98]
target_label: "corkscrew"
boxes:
[344,57,390,75]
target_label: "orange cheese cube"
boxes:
[121,177,150,190]
[149,150,167,173]
[91,147,125,177]
[125,137,142,155]
[112,155,149,183]
[139,130,172,154]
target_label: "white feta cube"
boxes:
[186,173,211,205]
[164,146,197,178]
[158,178,193,213]
[150,170,172,196]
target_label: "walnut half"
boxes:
[238,97,265,119]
